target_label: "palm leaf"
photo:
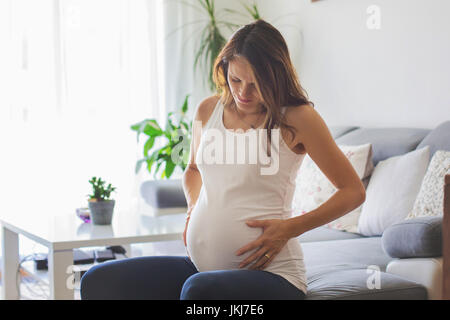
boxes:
[164,19,209,41]
[223,8,248,19]
[173,0,203,12]
[239,0,261,20]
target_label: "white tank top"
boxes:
[186,98,308,294]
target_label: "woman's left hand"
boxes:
[236,219,291,270]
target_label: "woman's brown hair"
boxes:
[213,19,314,151]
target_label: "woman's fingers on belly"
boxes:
[238,245,268,269]
[250,250,277,270]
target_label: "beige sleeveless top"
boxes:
[186,98,307,294]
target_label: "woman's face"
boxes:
[227,56,264,111]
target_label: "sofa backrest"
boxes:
[334,127,430,167]
[416,121,450,156]
[329,120,450,167]
[329,126,359,139]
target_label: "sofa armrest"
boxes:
[382,217,442,259]
[386,174,450,300]
[139,179,187,215]
[443,174,450,299]
[386,257,443,300]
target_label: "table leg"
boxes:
[47,249,74,300]
[1,226,20,300]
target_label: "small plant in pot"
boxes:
[87,177,117,225]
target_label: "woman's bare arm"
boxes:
[183,127,202,215]
[182,96,218,213]
[285,104,366,238]
[183,164,202,216]
[182,96,218,246]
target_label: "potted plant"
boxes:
[87,176,117,225]
[130,94,192,180]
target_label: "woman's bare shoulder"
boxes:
[286,103,333,144]
[194,95,221,126]
[283,104,314,131]
[285,104,323,143]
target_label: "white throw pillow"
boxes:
[357,146,430,236]
[406,150,450,219]
[292,143,374,233]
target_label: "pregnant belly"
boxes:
[186,206,264,271]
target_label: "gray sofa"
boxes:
[295,122,449,300]
[140,121,450,300]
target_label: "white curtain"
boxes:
[162,0,213,119]
[0,0,166,215]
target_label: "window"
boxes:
[0,0,166,217]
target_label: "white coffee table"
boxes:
[1,209,186,300]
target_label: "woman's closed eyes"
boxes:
[231,76,255,86]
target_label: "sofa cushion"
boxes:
[298,226,364,243]
[416,120,450,157]
[335,127,430,166]
[293,143,374,233]
[140,179,187,209]
[382,217,442,258]
[303,237,428,299]
[357,146,430,236]
[306,265,427,300]
[302,237,393,271]
[407,150,450,220]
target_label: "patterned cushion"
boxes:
[406,150,450,219]
[293,143,374,233]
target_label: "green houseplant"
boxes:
[87,176,117,225]
[192,0,230,92]
[131,94,192,180]
[178,0,261,91]
[224,1,261,21]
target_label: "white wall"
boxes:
[249,0,450,129]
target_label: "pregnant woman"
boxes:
[81,19,365,300]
